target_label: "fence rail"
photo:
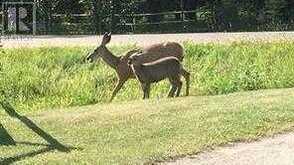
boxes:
[33,10,202,34]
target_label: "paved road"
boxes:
[1,31,294,48]
[162,133,294,165]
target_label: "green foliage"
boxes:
[184,41,294,95]
[36,0,294,34]
[1,42,294,112]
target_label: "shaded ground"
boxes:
[1,31,294,48]
[162,132,294,165]
[0,101,74,165]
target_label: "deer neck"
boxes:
[101,47,120,70]
[131,64,145,82]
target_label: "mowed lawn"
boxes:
[1,88,294,164]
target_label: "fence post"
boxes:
[132,17,136,33]
[111,0,117,33]
[92,0,101,35]
[180,0,185,32]
[33,1,37,35]
[1,3,4,36]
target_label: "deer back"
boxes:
[137,42,184,63]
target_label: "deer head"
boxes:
[86,32,112,62]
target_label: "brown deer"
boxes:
[86,32,189,101]
[128,55,190,99]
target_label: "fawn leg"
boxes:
[146,84,151,99]
[142,83,151,99]
[110,79,126,102]
[168,84,177,97]
[168,78,177,98]
[181,68,190,96]
[175,80,183,97]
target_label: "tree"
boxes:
[32,0,294,33]
[264,0,287,22]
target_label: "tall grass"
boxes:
[1,42,294,112]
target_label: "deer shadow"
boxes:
[0,101,76,165]
[0,123,16,146]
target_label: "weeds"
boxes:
[1,42,294,112]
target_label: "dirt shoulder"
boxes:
[161,132,294,165]
[1,31,294,48]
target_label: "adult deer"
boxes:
[86,32,190,101]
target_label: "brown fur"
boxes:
[86,32,185,101]
[128,55,190,99]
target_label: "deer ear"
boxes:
[102,32,108,41]
[103,32,108,39]
[107,33,112,42]
[101,32,111,46]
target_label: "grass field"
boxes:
[1,41,294,113]
[1,41,294,164]
[1,88,294,164]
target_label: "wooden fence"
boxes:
[42,9,209,34]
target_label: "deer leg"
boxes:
[168,84,177,98]
[146,84,151,99]
[168,78,177,98]
[175,80,183,97]
[180,68,190,96]
[141,83,150,99]
[110,79,127,102]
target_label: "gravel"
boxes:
[1,31,294,48]
[162,133,294,165]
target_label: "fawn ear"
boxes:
[101,32,111,46]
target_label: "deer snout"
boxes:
[127,59,133,65]
[86,53,94,63]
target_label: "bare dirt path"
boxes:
[161,132,294,165]
[1,31,294,48]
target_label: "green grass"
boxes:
[1,41,294,112]
[1,88,294,164]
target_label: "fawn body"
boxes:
[128,55,190,99]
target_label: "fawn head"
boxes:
[128,54,141,66]
[86,32,112,62]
